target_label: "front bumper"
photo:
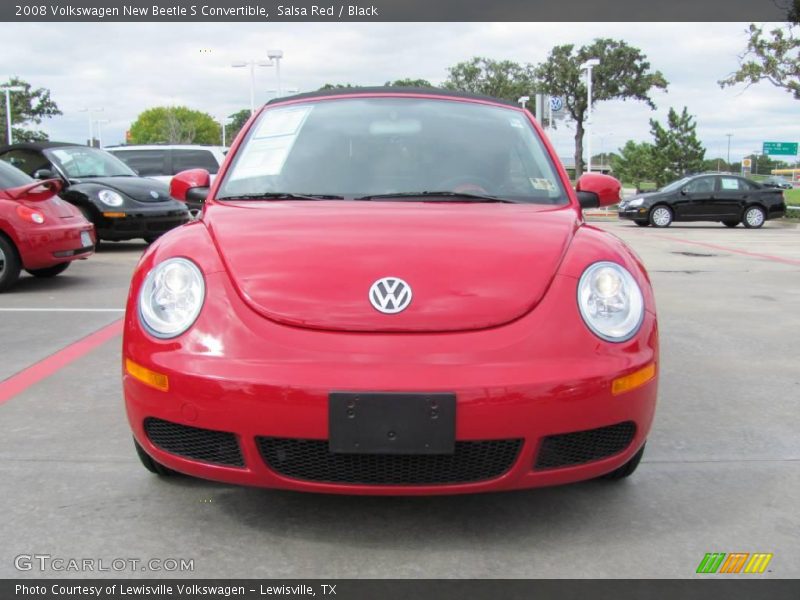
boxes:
[18,220,95,270]
[123,272,659,495]
[617,205,649,221]
[96,207,190,240]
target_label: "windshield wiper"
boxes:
[355,191,520,203]
[216,192,346,201]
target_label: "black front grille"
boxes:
[144,418,244,467]
[256,438,522,485]
[534,421,636,470]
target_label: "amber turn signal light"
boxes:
[612,363,656,396]
[125,358,169,392]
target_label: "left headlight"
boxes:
[577,261,644,342]
[98,189,124,207]
[138,257,205,339]
[628,198,644,207]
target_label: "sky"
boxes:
[2,21,798,164]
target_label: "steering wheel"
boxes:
[435,175,495,195]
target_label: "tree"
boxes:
[443,57,537,109]
[385,78,435,88]
[535,39,668,178]
[225,109,251,145]
[318,83,358,91]
[0,76,61,145]
[610,141,656,191]
[129,106,220,145]
[649,107,705,186]
[719,22,800,99]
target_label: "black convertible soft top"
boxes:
[266,87,520,108]
[0,141,84,154]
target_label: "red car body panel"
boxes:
[123,91,659,494]
[206,202,578,332]
[0,181,95,271]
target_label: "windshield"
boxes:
[0,160,34,189]
[46,146,137,178]
[660,177,691,193]
[218,97,567,204]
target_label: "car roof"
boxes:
[265,87,520,108]
[0,141,84,154]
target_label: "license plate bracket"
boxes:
[329,392,456,455]
[80,231,92,247]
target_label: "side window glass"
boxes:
[685,177,714,194]
[720,177,742,191]
[111,150,166,177]
[172,150,219,175]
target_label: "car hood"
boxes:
[205,201,578,333]
[73,176,173,202]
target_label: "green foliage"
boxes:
[0,76,61,145]
[535,39,668,177]
[226,109,251,145]
[701,158,731,172]
[611,141,656,191]
[649,107,706,186]
[318,83,358,91]
[385,78,435,88]
[129,106,221,145]
[719,22,800,99]
[443,57,537,108]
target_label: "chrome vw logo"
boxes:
[149,190,160,199]
[369,277,412,314]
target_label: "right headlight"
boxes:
[628,198,644,207]
[98,189,124,207]
[138,257,205,339]
[577,261,644,342]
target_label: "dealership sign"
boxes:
[762,142,798,156]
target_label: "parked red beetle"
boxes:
[0,160,94,292]
[123,88,658,495]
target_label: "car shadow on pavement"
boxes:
[150,473,645,551]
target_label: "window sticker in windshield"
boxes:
[530,178,556,192]
[252,105,313,139]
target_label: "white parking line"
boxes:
[0,308,124,312]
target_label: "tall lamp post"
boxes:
[267,49,284,97]
[94,119,109,148]
[580,58,600,174]
[2,85,25,145]
[79,107,103,146]
[232,58,273,115]
[726,133,733,169]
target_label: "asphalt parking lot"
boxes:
[1,220,798,579]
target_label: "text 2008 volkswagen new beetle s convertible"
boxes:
[123,88,658,495]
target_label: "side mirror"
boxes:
[575,172,621,209]
[680,188,688,195]
[33,168,55,180]
[170,168,210,203]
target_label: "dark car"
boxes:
[618,174,786,228]
[761,175,794,190]
[0,142,190,243]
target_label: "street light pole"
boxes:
[79,108,103,146]
[267,49,284,97]
[726,133,732,168]
[2,85,25,145]
[580,58,600,174]
[232,59,273,115]
[94,119,109,148]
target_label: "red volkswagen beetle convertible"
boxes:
[0,161,94,292]
[123,89,658,494]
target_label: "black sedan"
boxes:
[761,175,794,190]
[0,142,190,243]
[618,174,786,228]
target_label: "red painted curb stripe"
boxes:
[0,319,123,405]
[646,234,800,267]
